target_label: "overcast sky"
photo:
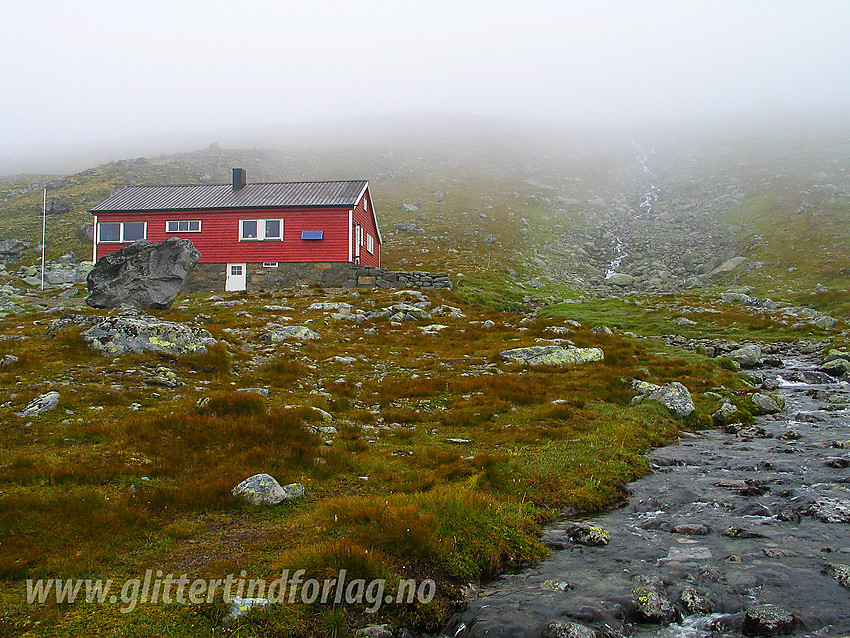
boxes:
[2,0,849,162]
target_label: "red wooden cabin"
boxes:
[90,168,381,291]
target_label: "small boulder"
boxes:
[646,382,695,418]
[742,604,796,636]
[671,523,711,536]
[728,344,763,369]
[632,586,677,624]
[712,400,739,426]
[16,391,60,418]
[84,310,215,356]
[543,620,597,638]
[751,393,782,415]
[565,524,610,546]
[823,563,850,588]
[232,474,306,505]
[501,345,604,366]
[261,326,321,342]
[806,497,850,523]
[820,358,850,377]
[632,380,661,396]
[606,272,635,287]
[227,596,271,622]
[354,626,393,638]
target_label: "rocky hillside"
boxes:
[0,115,847,312]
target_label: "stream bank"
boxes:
[438,354,850,638]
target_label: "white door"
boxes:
[225,263,247,291]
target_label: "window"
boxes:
[230,265,243,276]
[366,233,375,254]
[98,221,146,243]
[301,230,323,240]
[262,262,279,268]
[265,219,281,239]
[98,223,120,243]
[240,219,284,241]
[167,220,201,232]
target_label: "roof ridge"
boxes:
[119,179,367,189]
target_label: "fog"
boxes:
[2,0,849,173]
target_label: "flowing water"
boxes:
[439,355,850,637]
[605,147,661,280]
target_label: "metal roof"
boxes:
[91,180,369,212]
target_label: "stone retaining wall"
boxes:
[184,262,452,292]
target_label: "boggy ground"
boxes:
[0,284,755,637]
[442,355,850,638]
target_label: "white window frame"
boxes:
[239,218,284,241]
[97,221,147,243]
[366,233,375,254]
[166,220,202,233]
[262,262,279,268]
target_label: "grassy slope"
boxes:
[0,287,745,637]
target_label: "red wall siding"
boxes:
[351,188,381,268]
[94,208,351,264]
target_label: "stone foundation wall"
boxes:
[183,262,452,293]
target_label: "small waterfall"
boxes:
[604,145,659,279]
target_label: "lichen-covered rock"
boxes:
[823,563,850,588]
[46,313,104,334]
[751,393,782,415]
[566,524,610,546]
[742,604,796,636]
[83,310,215,356]
[231,474,306,505]
[679,586,713,614]
[354,625,393,638]
[631,379,661,395]
[16,391,60,418]
[386,303,432,322]
[227,596,270,621]
[806,497,850,523]
[543,620,597,638]
[728,344,763,369]
[260,326,321,342]
[150,366,181,388]
[712,400,739,426]
[646,382,695,418]
[820,358,850,377]
[632,586,677,623]
[501,346,604,366]
[86,237,200,310]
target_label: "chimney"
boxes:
[232,168,247,190]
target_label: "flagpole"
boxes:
[41,189,46,290]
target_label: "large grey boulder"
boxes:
[646,382,695,418]
[83,309,215,356]
[86,238,201,310]
[501,345,604,366]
